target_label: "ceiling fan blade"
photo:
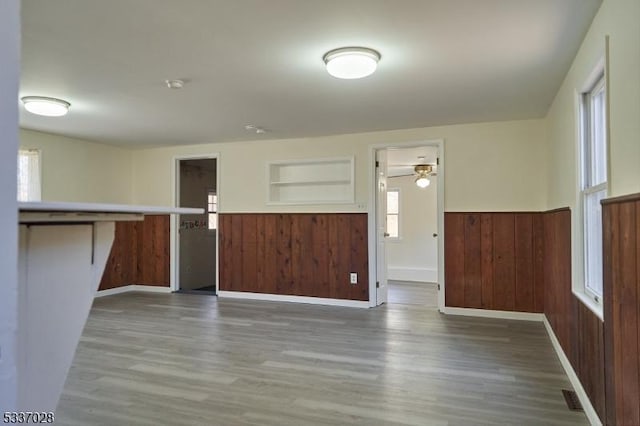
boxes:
[388,173,415,178]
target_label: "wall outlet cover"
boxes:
[350,273,357,284]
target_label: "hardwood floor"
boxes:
[388,280,438,307]
[57,292,588,425]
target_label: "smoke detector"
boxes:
[245,124,267,134]
[165,79,185,89]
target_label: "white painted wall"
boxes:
[387,175,438,283]
[20,129,134,204]
[546,0,640,208]
[0,0,20,411]
[132,119,547,212]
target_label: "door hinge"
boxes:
[437,284,441,291]
[436,157,440,165]
[376,281,380,288]
[375,160,380,168]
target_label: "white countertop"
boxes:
[18,201,203,223]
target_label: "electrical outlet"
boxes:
[350,273,358,284]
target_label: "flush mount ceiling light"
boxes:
[323,47,381,79]
[21,96,70,117]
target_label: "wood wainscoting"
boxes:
[99,215,170,290]
[219,213,368,301]
[603,194,640,426]
[445,209,606,421]
[543,208,606,421]
[444,212,544,312]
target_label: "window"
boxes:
[207,191,218,230]
[17,149,41,201]
[580,73,607,303]
[386,189,400,239]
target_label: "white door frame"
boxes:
[367,139,445,310]
[171,153,221,293]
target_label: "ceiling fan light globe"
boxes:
[415,176,430,188]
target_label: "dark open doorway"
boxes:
[176,158,217,294]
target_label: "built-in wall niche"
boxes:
[267,157,354,205]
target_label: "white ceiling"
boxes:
[20,0,601,147]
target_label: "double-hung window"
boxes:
[17,149,41,202]
[386,189,400,239]
[207,191,218,230]
[580,73,607,304]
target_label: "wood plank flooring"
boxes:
[57,289,588,425]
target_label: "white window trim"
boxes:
[572,56,607,320]
[386,187,401,241]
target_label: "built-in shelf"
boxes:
[267,157,354,205]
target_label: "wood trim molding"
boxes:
[600,192,640,205]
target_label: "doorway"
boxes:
[370,141,444,310]
[175,157,218,294]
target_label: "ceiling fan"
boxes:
[389,163,437,188]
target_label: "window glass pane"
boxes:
[590,84,607,186]
[17,150,41,201]
[387,190,399,214]
[386,214,398,238]
[584,189,606,298]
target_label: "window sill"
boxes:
[572,289,604,321]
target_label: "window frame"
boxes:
[386,187,401,240]
[574,62,607,317]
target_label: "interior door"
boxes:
[376,149,388,305]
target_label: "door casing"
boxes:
[368,139,445,310]
[171,153,221,293]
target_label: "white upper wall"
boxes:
[132,119,547,213]
[19,129,134,204]
[546,0,640,208]
[387,175,438,282]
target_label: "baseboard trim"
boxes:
[441,306,544,322]
[217,291,369,308]
[95,285,172,297]
[543,317,602,426]
[387,267,437,283]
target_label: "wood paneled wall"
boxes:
[219,213,368,301]
[603,194,640,426]
[543,209,605,421]
[99,215,170,290]
[444,212,544,312]
[445,209,606,420]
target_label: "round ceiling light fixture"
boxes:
[21,96,70,117]
[323,47,381,79]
